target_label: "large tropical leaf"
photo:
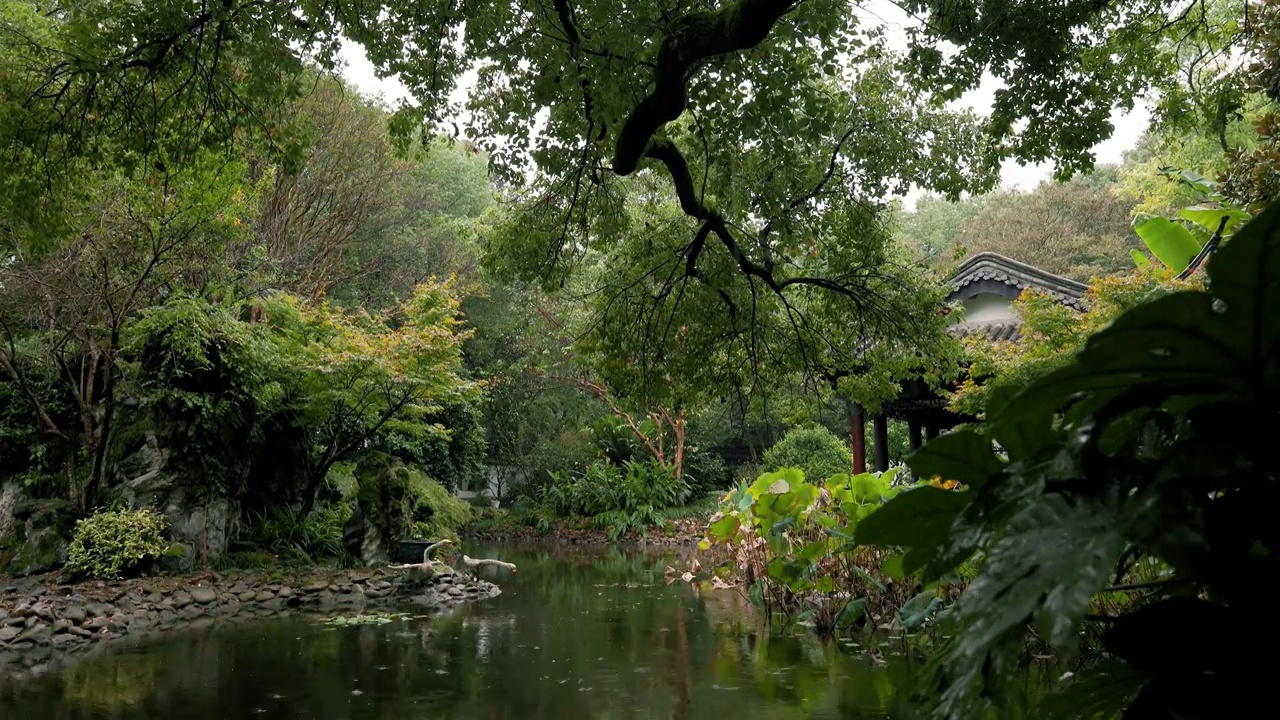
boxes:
[1132,214,1202,273]
[1178,205,1249,235]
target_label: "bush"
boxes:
[66,509,169,580]
[243,501,351,560]
[761,424,853,481]
[407,469,473,541]
[684,451,729,493]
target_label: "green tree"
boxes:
[948,173,1140,282]
[3,0,1243,410]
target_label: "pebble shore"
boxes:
[0,564,500,674]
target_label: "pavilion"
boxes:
[851,252,1089,473]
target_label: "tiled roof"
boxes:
[947,252,1088,310]
[949,320,1022,342]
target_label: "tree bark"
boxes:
[847,400,866,474]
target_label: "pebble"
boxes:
[190,587,218,605]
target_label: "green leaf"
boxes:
[1132,214,1202,273]
[837,597,867,627]
[1179,205,1249,235]
[855,486,969,548]
[881,553,905,580]
[898,591,944,632]
[1039,659,1145,720]
[907,429,1003,490]
[707,514,741,541]
[1130,248,1150,267]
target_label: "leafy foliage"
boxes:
[761,424,853,482]
[704,468,923,634]
[65,508,168,580]
[949,267,1202,416]
[539,459,692,539]
[858,199,1280,718]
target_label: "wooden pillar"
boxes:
[925,424,941,441]
[872,414,889,472]
[847,401,867,474]
[908,417,923,452]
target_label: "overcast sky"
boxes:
[336,3,1151,204]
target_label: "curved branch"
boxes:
[611,0,801,176]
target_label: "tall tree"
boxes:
[3,0,1248,405]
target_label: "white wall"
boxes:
[962,293,1016,323]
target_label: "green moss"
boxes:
[162,542,191,558]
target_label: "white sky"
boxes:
[336,1,1151,205]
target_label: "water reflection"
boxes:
[0,544,1018,719]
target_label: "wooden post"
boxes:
[847,401,867,474]
[872,414,889,472]
[908,418,923,452]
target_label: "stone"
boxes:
[229,582,250,595]
[303,581,327,593]
[51,619,72,633]
[0,625,21,643]
[60,605,87,624]
[276,587,294,599]
[2,616,23,627]
[259,599,285,611]
[190,587,218,605]
[172,591,193,609]
[178,605,202,620]
[364,588,388,599]
[84,602,111,618]
[253,591,275,602]
[85,617,114,631]
[17,623,52,646]
[237,591,257,602]
[108,427,234,563]
[68,626,92,638]
[51,633,79,650]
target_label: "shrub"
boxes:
[66,509,169,580]
[243,501,350,560]
[539,459,691,538]
[685,451,729,493]
[761,425,853,481]
[407,469,473,541]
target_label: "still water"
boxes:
[0,544,1030,719]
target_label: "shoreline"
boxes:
[463,516,708,546]
[0,563,500,675]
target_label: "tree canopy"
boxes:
[1,0,1247,407]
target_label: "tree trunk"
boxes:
[847,400,866,474]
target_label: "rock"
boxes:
[229,582,250,595]
[85,617,114,631]
[172,591,193,609]
[109,432,232,564]
[0,625,21,643]
[51,633,78,650]
[84,602,111,618]
[2,506,74,577]
[364,588,388,599]
[190,587,217,605]
[276,587,294,599]
[60,605,87,624]
[237,591,257,602]
[259,599,285,611]
[51,619,72,633]
[3,616,24,628]
[302,581,327,593]
[253,591,275,602]
[368,580,392,591]
[68,625,92,638]
[17,623,52,646]
[178,605,202,620]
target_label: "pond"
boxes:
[0,544,1045,719]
